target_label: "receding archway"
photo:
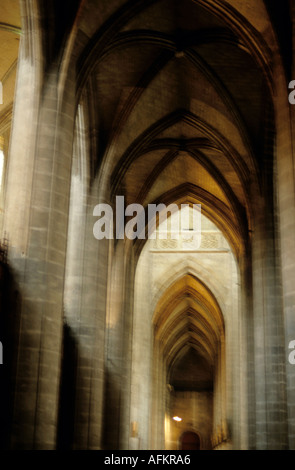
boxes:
[130,208,240,450]
[167,347,213,450]
[180,431,201,451]
[153,270,225,451]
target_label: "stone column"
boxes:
[61,98,108,450]
[103,239,136,450]
[251,183,288,449]
[3,15,76,447]
[151,339,165,450]
[239,252,255,450]
[212,340,227,449]
[273,12,295,448]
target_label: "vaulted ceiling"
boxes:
[0,0,292,257]
[153,272,224,390]
[73,0,291,259]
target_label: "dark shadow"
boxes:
[39,0,82,65]
[180,431,201,450]
[264,0,292,79]
[0,244,22,450]
[101,365,121,450]
[57,322,78,450]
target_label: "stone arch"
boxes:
[149,255,231,321]
[128,204,241,449]
[149,269,226,449]
[179,430,201,450]
[3,0,294,452]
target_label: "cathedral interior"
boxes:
[0,0,294,451]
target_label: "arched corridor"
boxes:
[179,431,201,451]
[0,0,294,451]
[130,211,237,449]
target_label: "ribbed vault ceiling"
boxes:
[1,3,291,262]
[76,0,281,259]
[153,273,224,388]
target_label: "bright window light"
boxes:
[0,149,4,188]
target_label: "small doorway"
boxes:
[179,431,201,450]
